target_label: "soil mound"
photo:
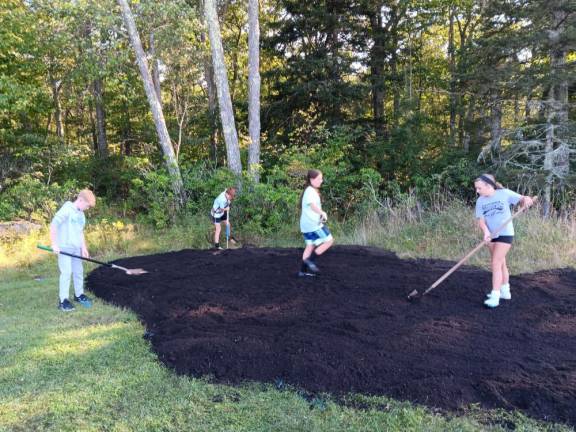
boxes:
[86,246,576,426]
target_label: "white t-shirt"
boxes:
[475,188,522,237]
[300,186,323,233]
[50,201,86,248]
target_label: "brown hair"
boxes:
[77,189,96,206]
[300,169,322,208]
[226,187,237,200]
[475,174,503,190]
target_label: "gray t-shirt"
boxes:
[475,189,522,237]
[51,201,86,248]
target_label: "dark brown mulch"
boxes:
[86,246,576,427]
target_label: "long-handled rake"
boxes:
[407,198,537,301]
[37,245,148,275]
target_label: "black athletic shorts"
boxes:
[491,235,514,244]
[211,211,228,224]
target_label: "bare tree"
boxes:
[204,0,242,175]
[247,0,261,182]
[117,0,184,205]
[92,77,108,158]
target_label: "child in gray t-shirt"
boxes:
[50,189,96,312]
[474,174,534,308]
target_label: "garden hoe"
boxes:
[407,197,537,302]
[37,245,148,275]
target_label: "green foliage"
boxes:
[128,171,176,228]
[0,174,80,222]
[234,181,300,236]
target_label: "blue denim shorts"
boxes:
[302,226,333,246]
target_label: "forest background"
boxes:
[1,0,575,237]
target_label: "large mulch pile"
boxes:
[86,246,576,426]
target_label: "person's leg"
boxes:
[302,244,315,261]
[491,243,511,291]
[315,238,334,255]
[58,253,72,303]
[71,249,84,298]
[501,256,510,286]
[214,222,221,247]
[499,253,512,299]
[485,242,511,307]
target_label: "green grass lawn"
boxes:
[1,202,575,431]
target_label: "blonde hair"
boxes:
[78,189,96,206]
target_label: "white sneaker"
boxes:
[486,284,511,300]
[500,283,511,300]
[484,291,500,308]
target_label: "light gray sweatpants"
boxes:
[58,247,84,302]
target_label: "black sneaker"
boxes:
[58,299,75,312]
[74,294,92,308]
[303,259,319,273]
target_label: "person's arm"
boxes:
[49,224,61,254]
[477,218,491,242]
[309,202,327,219]
[49,205,69,254]
[81,232,89,258]
[519,195,535,208]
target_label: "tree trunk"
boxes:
[117,0,184,205]
[150,32,162,107]
[247,0,261,182]
[201,28,219,165]
[50,78,64,139]
[543,7,570,216]
[92,77,108,158]
[204,0,242,175]
[121,81,133,156]
[489,91,502,156]
[369,10,386,139]
[448,5,457,146]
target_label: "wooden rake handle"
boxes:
[417,197,537,298]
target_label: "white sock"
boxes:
[501,283,510,290]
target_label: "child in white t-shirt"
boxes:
[298,169,334,276]
[50,189,96,312]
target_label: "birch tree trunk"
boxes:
[150,32,162,106]
[247,0,261,182]
[117,0,184,205]
[204,0,242,175]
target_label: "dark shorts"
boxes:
[211,211,228,224]
[491,235,514,244]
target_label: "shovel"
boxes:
[407,197,537,301]
[37,245,148,275]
